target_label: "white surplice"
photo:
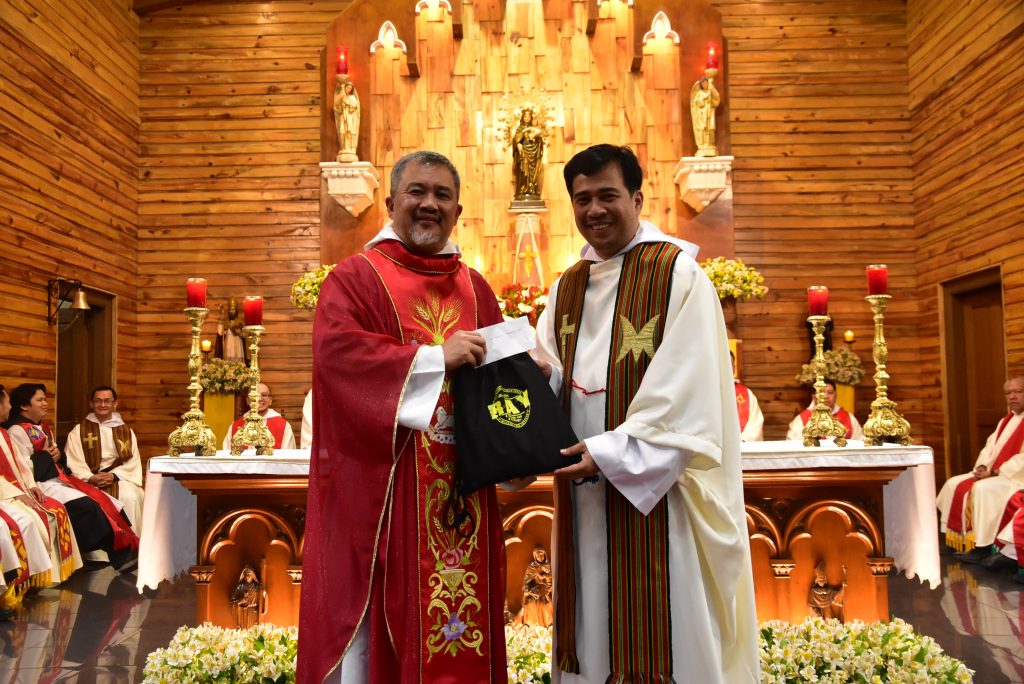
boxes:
[534,222,760,683]
[65,413,145,534]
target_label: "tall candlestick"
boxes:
[186,278,207,308]
[862,294,912,446]
[167,306,216,457]
[803,314,849,448]
[866,264,889,295]
[231,325,275,456]
[705,41,719,69]
[337,46,349,75]
[243,296,264,326]
[807,286,829,316]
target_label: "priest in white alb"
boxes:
[534,144,759,683]
[65,386,144,534]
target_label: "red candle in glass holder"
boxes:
[185,278,207,307]
[705,42,719,69]
[866,264,889,295]
[807,286,829,316]
[243,296,264,326]
[337,46,349,75]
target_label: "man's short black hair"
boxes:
[9,383,46,415]
[563,144,643,195]
[90,385,117,401]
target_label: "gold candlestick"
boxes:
[803,315,848,447]
[168,307,217,457]
[862,294,912,446]
[230,325,275,456]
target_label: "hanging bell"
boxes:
[70,288,91,311]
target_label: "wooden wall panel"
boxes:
[907,0,1024,476]
[0,0,139,429]
[135,1,348,456]
[712,0,921,440]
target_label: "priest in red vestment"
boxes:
[937,376,1024,559]
[786,379,863,441]
[221,382,296,450]
[298,151,508,683]
[993,489,1024,584]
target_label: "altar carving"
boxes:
[515,545,553,627]
[230,565,264,628]
[807,562,846,621]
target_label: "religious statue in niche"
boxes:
[216,297,248,364]
[333,75,361,163]
[807,562,846,621]
[230,565,265,629]
[515,545,554,627]
[512,108,545,201]
[690,74,721,157]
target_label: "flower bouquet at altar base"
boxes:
[796,347,866,386]
[290,264,336,311]
[700,256,769,300]
[498,284,549,328]
[506,623,552,684]
[143,623,298,684]
[198,358,256,394]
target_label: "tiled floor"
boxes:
[0,556,1020,682]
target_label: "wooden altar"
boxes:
[138,443,938,629]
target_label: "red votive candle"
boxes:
[807,286,829,316]
[706,42,719,69]
[243,296,264,326]
[337,46,349,75]
[866,264,889,295]
[185,278,207,307]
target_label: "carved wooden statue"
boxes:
[807,562,846,621]
[515,545,553,627]
[690,75,721,157]
[230,565,263,629]
[333,76,361,163]
[512,109,544,200]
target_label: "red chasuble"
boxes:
[298,239,507,683]
[799,406,854,438]
[735,383,751,431]
[228,415,289,448]
[947,413,1024,535]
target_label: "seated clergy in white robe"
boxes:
[731,352,763,441]
[534,144,759,683]
[937,376,1024,556]
[785,379,863,441]
[64,387,144,535]
[300,389,313,450]
[222,382,296,450]
[0,477,54,589]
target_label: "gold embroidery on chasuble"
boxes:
[615,314,660,363]
[366,248,491,670]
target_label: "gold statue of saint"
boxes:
[512,109,544,200]
[515,545,554,627]
[333,75,360,163]
[690,75,721,157]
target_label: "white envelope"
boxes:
[476,316,536,366]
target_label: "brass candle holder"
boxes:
[168,307,217,457]
[803,315,848,447]
[230,325,275,456]
[862,294,912,446]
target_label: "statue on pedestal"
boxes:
[690,73,721,157]
[333,75,360,163]
[512,108,544,200]
[217,297,247,364]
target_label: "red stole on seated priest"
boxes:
[0,428,77,579]
[0,507,30,586]
[947,413,1024,535]
[799,406,854,438]
[19,422,138,552]
[229,415,288,448]
[554,241,681,679]
[735,383,751,430]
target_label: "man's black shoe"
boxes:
[980,553,1019,572]
[954,547,990,565]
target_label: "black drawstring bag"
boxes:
[452,351,580,496]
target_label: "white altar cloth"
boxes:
[742,440,940,588]
[136,450,310,592]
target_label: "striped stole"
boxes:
[553,241,681,681]
[80,421,132,499]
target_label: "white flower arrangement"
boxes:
[760,618,973,683]
[199,358,256,394]
[506,623,552,684]
[290,264,336,311]
[700,257,769,300]
[143,623,298,684]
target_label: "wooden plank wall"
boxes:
[0,0,139,425]
[906,0,1024,474]
[134,1,349,456]
[711,0,921,440]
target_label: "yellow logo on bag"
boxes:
[487,386,531,428]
